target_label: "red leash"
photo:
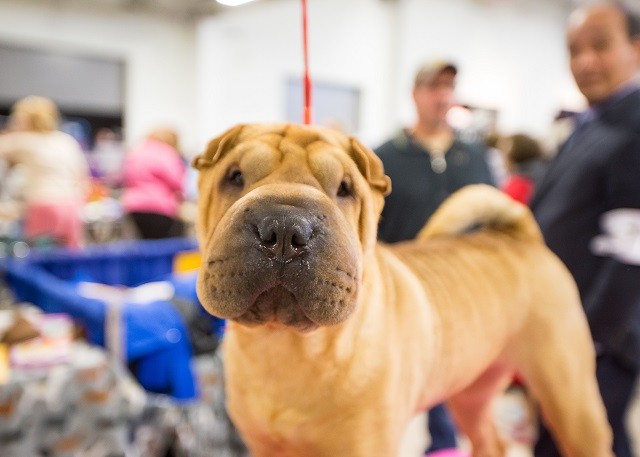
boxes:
[301,0,313,124]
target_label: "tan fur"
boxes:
[193,123,612,457]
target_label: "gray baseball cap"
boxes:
[414,60,458,87]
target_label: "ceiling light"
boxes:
[216,0,258,6]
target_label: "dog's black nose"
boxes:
[254,210,314,263]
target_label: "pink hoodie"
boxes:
[121,139,185,218]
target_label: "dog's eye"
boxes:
[226,167,244,187]
[337,179,353,198]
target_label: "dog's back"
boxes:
[385,185,612,456]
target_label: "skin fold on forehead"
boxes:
[194,124,390,196]
[195,124,351,167]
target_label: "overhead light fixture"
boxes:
[216,0,258,6]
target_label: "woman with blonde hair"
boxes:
[0,96,89,248]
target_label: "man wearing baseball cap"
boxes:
[375,60,495,453]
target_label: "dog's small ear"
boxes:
[349,137,391,196]
[192,124,245,170]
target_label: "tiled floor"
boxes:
[400,382,640,457]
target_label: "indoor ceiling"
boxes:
[1,0,270,20]
[0,0,609,21]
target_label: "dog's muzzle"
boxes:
[197,188,361,332]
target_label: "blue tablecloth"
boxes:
[1,238,206,400]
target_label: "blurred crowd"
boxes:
[0,96,195,253]
[0,94,558,256]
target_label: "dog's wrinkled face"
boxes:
[193,124,390,332]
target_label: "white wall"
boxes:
[196,0,396,146]
[0,1,198,152]
[395,0,585,136]
[197,0,587,148]
[0,0,588,152]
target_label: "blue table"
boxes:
[1,238,211,401]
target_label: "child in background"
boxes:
[500,133,548,205]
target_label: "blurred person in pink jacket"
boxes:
[121,128,186,239]
[0,96,90,248]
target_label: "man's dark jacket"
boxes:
[530,87,640,370]
[375,130,494,243]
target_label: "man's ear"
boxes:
[192,124,245,170]
[348,137,391,196]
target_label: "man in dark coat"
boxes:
[531,2,640,456]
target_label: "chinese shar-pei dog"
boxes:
[193,123,612,457]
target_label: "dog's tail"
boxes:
[417,184,543,243]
